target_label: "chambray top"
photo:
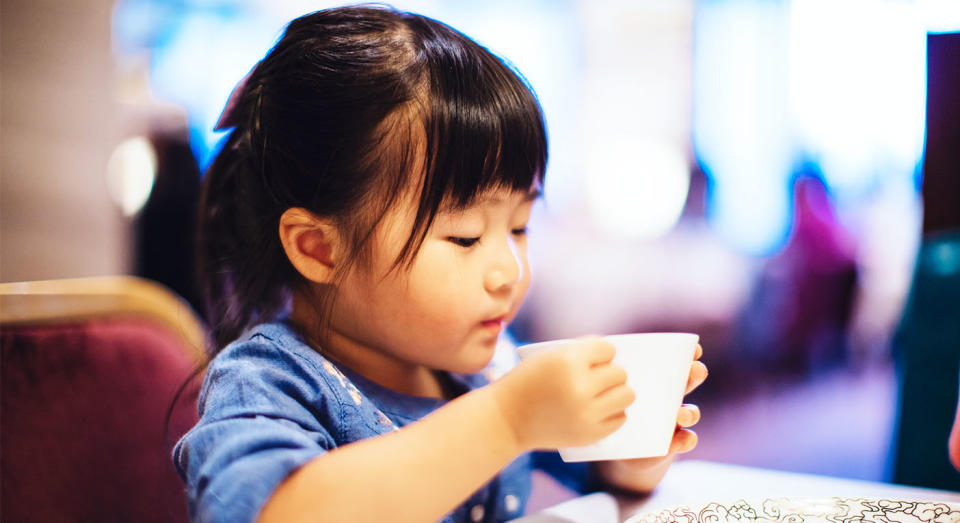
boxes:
[173,322,589,523]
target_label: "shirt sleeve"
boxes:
[173,338,338,523]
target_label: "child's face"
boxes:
[328,186,537,377]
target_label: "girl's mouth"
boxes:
[480,316,505,330]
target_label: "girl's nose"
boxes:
[484,237,522,294]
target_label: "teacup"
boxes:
[517,333,698,462]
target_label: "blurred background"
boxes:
[3,0,959,490]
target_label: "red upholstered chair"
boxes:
[1,277,207,523]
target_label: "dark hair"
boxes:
[199,5,548,351]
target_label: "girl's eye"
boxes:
[511,227,528,236]
[448,237,480,248]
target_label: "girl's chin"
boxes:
[448,348,498,375]
[449,358,494,376]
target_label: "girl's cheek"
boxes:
[508,264,532,321]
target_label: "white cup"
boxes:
[517,333,699,462]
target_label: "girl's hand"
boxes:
[594,344,708,493]
[492,337,635,451]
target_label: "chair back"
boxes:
[1,277,207,523]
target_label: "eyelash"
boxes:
[447,228,527,248]
[448,237,480,248]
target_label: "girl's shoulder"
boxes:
[201,321,357,411]
[211,321,322,374]
[200,321,404,441]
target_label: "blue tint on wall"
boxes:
[692,0,794,256]
[693,0,926,256]
[113,0,289,170]
[111,0,578,175]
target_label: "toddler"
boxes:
[175,6,707,522]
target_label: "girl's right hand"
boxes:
[492,337,635,451]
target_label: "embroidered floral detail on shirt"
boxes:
[322,360,364,406]
[376,411,396,428]
[347,388,363,406]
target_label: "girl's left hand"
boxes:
[593,344,708,493]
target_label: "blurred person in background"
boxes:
[890,31,960,491]
[736,172,858,375]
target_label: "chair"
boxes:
[1,276,208,522]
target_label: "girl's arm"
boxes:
[259,384,516,522]
[259,338,632,523]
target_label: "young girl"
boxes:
[175,6,707,522]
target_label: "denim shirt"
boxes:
[174,322,579,523]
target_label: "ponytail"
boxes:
[197,127,292,350]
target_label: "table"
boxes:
[518,460,960,522]
[623,459,960,514]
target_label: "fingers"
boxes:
[676,404,700,428]
[594,384,636,419]
[588,363,628,394]
[588,412,628,443]
[694,343,703,361]
[669,428,698,454]
[685,361,708,394]
[577,337,616,366]
[670,402,702,454]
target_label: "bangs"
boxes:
[422,53,547,208]
[391,12,547,267]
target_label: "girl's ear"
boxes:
[278,208,341,284]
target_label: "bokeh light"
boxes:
[585,138,690,240]
[106,136,157,216]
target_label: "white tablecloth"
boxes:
[516,459,960,522]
